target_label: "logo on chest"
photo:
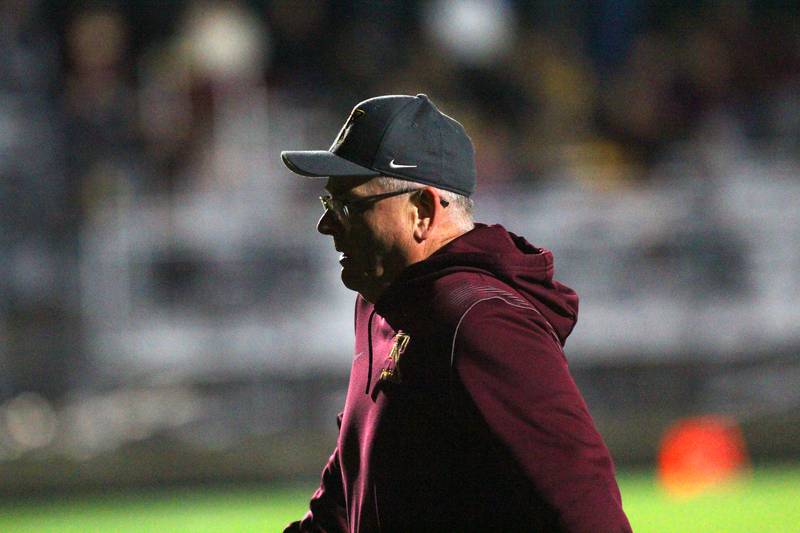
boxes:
[379,330,411,384]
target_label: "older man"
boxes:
[281,94,631,532]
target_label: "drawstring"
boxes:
[365,308,377,395]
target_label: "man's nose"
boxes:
[317,209,339,235]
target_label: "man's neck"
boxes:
[422,224,472,259]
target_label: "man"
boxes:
[281,94,631,532]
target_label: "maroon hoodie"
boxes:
[286,224,631,533]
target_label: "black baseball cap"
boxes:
[281,94,476,196]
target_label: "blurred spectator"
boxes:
[62,4,140,212]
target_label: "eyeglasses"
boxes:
[319,189,449,220]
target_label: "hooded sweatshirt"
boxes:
[286,224,631,533]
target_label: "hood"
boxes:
[382,223,579,344]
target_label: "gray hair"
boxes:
[374,176,474,231]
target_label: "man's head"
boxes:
[281,94,476,302]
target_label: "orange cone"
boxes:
[657,415,749,498]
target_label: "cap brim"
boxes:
[281,150,380,178]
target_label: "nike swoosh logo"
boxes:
[389,159,417,169]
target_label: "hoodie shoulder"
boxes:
[431,272,533,315]
[426,272,561,346]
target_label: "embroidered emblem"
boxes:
[331,108,365,149]
[379,330,411,383]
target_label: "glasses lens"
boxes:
[320,195,344,219]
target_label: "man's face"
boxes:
[317,177,416,303]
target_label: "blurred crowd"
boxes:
[1,0,799,401]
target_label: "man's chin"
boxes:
[340,265,364,292]
[340,266,380,302]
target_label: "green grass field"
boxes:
[1,465,798,532]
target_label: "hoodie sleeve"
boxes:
[451,298,631,533]
[284,428,348,532]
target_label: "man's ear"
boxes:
[412,187,441,242]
